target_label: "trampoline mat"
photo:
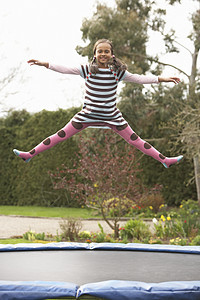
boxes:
[1,250,200,285]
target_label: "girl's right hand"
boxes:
[27,59,49,68]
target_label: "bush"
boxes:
[153,217,186,239]
[59,218,82,241]
[138,185,164,213]
[120,219,151,241]
[23,231,45,241]
[169,237,188,246]
[79,231,91,240]
[102,197,135,218]
[179,200,200,237]
[3,108,80,207]
[191,235,200,246]
[91,223,106,243]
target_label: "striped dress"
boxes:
[73,65,127,126]
[49,63,159,127]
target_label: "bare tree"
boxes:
[0,63,23,114]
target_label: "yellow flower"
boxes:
[94,183,98,188]
[180,205,183,208]
[167,216,171,221]
[159,204,165,209]
[170,239,175,243]
[160,215,166,222]
[149,206,153,210]
[83,231,90,235]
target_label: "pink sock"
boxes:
[111,124,183,168]
[13,121,88,162]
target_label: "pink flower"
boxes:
[184,220,187,223]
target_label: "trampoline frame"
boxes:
[0,242,200,300]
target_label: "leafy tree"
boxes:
[76,0,200,204]
[76,0,154,74]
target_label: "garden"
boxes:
[1,126,200,247]
[1,199,200,246]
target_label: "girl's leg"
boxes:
[13,121,88,162]
[109,123,183,168]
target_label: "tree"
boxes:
[183,7,200,204]
[50,131,144,238]
[157,3,200,203]
[0,64,23,114]
[76,0,200,204]
[76,0,152,72]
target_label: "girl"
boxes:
[13,39,183,168]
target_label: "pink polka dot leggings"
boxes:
[13,121,183,168]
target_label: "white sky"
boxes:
[0,0,199,116]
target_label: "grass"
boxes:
[0,238,34,244]
[0,205,100,219]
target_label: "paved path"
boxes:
[0,215,129,239]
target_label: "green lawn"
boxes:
[0,238,35,244]
[0,206,99,219]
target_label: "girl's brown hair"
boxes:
[89,39,127,74]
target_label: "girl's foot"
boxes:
[13,149,32,163]
[162,155,183,168]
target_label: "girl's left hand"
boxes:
[158,77,181,84]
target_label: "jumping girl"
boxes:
[13,39,183,168]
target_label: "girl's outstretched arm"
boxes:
[158,77,181,84]
[27,59,49,68]
[28,60,81,75]
[123,72,181,85]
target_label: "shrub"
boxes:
[179,200,200,237]
[191,235,200,246]
[120,219,151,241]
[92,223,106,243]
[102,197,135,218]
[23,231,45,241]
[153,217,186,239]
[79,231,91,240]
[138,185,164,213]
[169,237,188,246]
[59,218,82,241]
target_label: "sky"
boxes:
[0,0,199,116]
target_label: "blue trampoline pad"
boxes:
[0,242,200,299]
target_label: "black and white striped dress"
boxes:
[49,63,159,127]
[72,65,127,127]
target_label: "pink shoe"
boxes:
[162,155,183,168]
[13,149,32,163]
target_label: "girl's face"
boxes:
[95,42,112,68]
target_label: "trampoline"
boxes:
[0,242,200,299]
